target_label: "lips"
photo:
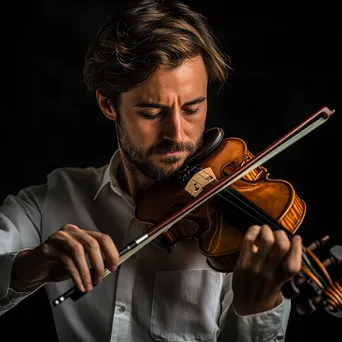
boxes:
[162,151,183,156]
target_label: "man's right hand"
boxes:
[10,224,119,293]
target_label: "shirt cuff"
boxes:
[0,249,44,305]
[0,252,19,299]
[231,296,289,341]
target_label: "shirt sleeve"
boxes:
[0,185,47,316]
[218,273,291,342]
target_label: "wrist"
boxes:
[233,292,283,316]
[10,249,45,292]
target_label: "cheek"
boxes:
[125,117,159,147]
[186,112,206,139]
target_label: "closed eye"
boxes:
[138,111,163,120]
[184,108,200,115]
[138,107,200,120]
[135,96,206,120]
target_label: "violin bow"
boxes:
[52,105,335,307]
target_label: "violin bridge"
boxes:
[185,167,217,197]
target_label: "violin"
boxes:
[53,106,341,318]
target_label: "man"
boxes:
[0,0,302,341]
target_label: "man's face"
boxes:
[116,55,208,180]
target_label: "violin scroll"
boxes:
[282,235,342,318]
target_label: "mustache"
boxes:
[147,140,195,156]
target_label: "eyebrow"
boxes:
[134,96,206,109]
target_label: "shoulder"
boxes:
[1,164,109,215]
[46,164,108,190]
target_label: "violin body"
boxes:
[53,106,341,317]
[135,134,307,272]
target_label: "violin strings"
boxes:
[216,187,326,287]
[179,166,327,287]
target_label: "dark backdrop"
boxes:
[0,1,340,341]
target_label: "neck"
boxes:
[118,153,155,201]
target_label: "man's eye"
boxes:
[138,107,200,120]
[184,108,200,115]
[138,112,162,120]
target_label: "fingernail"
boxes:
[111,265,117,272]
[294,235,302,243]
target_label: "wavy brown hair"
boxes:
[83,0,231,108]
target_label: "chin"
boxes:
[149,153,188,177]
[160,156,187,168]
[164,161,186,176]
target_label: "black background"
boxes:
[0,1,340,341]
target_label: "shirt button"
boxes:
[117,304,126,312]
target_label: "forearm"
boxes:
[10,249,47,292]
[233,291,283,316]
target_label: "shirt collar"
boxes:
[94,149,122,200]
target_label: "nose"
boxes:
[162,108,184,144]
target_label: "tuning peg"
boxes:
[282,269,316,299]
[282,241,342,303]
[329,245,342,264]
[318,244,342,269]
[281,242,328,299]
[297,293,329,316]
[307,235,330,251]
[295,279,342,317]
[281,278,300,299]
[296,297,317,315]
[289,241,342,317]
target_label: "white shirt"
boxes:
[0,150,291,341]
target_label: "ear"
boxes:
[96,89,117,121]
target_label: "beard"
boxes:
[115,116,203,181]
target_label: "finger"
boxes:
[282,234,302,279]
[45,243,87,293]
[83,239,105,285]
[252,225,275,265]
[73,233,105,286]
[63,237,94,292]
[49,229,94,291]
[238,225,262,267]
[59,254,86,293]
[265,229,291,270]
[87,231,119,273]
[61,225,118,273]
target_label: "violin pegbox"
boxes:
[282,235,342,318]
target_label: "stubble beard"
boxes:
[115,117,203,181]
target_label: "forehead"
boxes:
[122,56,208,103]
